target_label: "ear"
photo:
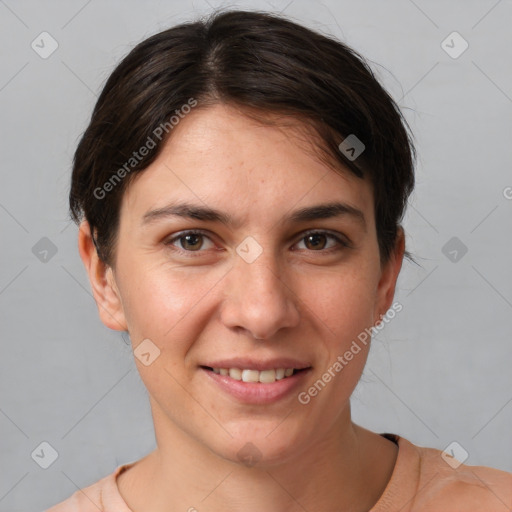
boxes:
[373,227,405,324]
[78,220,128,331]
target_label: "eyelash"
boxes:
[164,229,351,256]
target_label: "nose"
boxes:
[220,248,301,340]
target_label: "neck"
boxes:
[117,400,398,512]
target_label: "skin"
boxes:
[79,103,405,512]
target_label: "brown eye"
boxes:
[295,231,349,252]
[179,233,203,251]
[304,233,328,250]
[165,231,215,253]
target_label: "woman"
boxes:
[48,9,512,511]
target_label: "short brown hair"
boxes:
[70,9,415,265]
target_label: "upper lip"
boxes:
[201,358,312,371]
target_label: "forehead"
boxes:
[120,104,375,229]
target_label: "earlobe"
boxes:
[374,227,405,323]
[78,221,128,331]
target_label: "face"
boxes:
[82,103,403,467]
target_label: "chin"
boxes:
[214,424,307,469]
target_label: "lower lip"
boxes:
[201,368,311,405]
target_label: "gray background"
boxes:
[1,0,511,510]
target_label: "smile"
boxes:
[200,365,312,404]
[203,367,302,383]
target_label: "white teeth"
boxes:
[211,367,299,383]
[258,369,276,383]
[229,368,242,380]
[242,369,260,383]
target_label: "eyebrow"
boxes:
[141,200,366,230]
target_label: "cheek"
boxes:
[299,264,379,343]
[117,260,226,352]
[116,264,224,409]
[294,271,377,412]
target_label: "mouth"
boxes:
[200,366,308,384]
[199,364,312,404]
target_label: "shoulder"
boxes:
[44,464,133,512]
[45,478,104,512]
[45,475,107,512]
[410,440,512,511]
